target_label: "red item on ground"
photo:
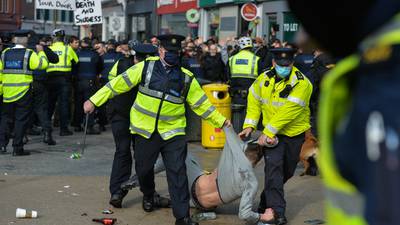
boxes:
[92,218,117,225]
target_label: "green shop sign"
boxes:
[283,12,300,43]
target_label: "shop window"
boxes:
[208,8,220,38]
[266,13,278,42]
[36,9,72,23]
[161,13,196,37]
[61,10,66,22]
[0,0,9,13]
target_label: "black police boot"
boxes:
[142,195,154,212]
[12,147,30,156]
[87,126,101,135]
[153,192,171,208]
[60,128,73,136]
[0,146,6,154]
[109,190,128,208]
[74,126,83,132]
[175,217,199,225]
[43,131,56,145]
[120,175,139,190]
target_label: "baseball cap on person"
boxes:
[270,48,297,66]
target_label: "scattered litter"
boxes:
[71,193,80,196]
[16,208,37,218]
[81,213,88,216]
[70,152,82,159]
[4,173,8,175]
[191,212,216,222]
[304,219,325,224]
[92,218,117,225]
[102,209,114,214]
[8,221,15,224]
[57,190,63,193]
[0,179,5,182]
[63,185,70,189]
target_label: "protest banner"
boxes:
[74,0,103,25]
[35,0,75,10]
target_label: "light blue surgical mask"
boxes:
[275,64,291,78]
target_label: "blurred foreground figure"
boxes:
[288,0,400,224]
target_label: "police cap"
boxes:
[11,30,32,37]
[270,48,297,66]
[132,44,158,56]
[157,34,185,52]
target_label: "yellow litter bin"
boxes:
[201,83,231,149]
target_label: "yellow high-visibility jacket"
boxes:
[108,59,119,81]
[47,41,78,73]
[243,66,312,138]
[0,60,3,96]
[317,14,400,225]
[0,47,48,102]
[229,49,260,79]
[90,56,226,140]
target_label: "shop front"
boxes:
[199,0,263,42]
[261,0,300,43]
[157,0,199,37]
[127,0,156,41]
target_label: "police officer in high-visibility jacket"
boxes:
[288,1,400,224]
[0,30,48,156]
[228,36,261,132]
[84,35,231,225]
[31,36,59,146]
[47,29,79,136]
[108,43,159,209]
[239,48,312,225]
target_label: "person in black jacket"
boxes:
[201,44,227,83]
[108,43,158,208]
[73,37,103,134]
[308,49,335,135]
[31,36,59,145]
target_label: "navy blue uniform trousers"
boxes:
[135,133,190,220]
[259,133,305,217]
[109,114,134,195]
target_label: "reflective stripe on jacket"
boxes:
[243,66,312,138]
[47,42,78,73]
[229,50,260,79]
[317,14,400,225]
[0,47,47,102]
[90,56,226,140]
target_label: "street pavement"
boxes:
[0,127,324,225]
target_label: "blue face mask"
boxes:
[164,52,180,66]
[275,64,292,78]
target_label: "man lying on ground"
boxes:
[122,127,273,224]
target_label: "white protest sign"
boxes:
[35,0,75,10]
[74,0,103,25]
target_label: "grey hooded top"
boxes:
[153,127,259,224]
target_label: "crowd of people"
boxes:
[0,27,335,225]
